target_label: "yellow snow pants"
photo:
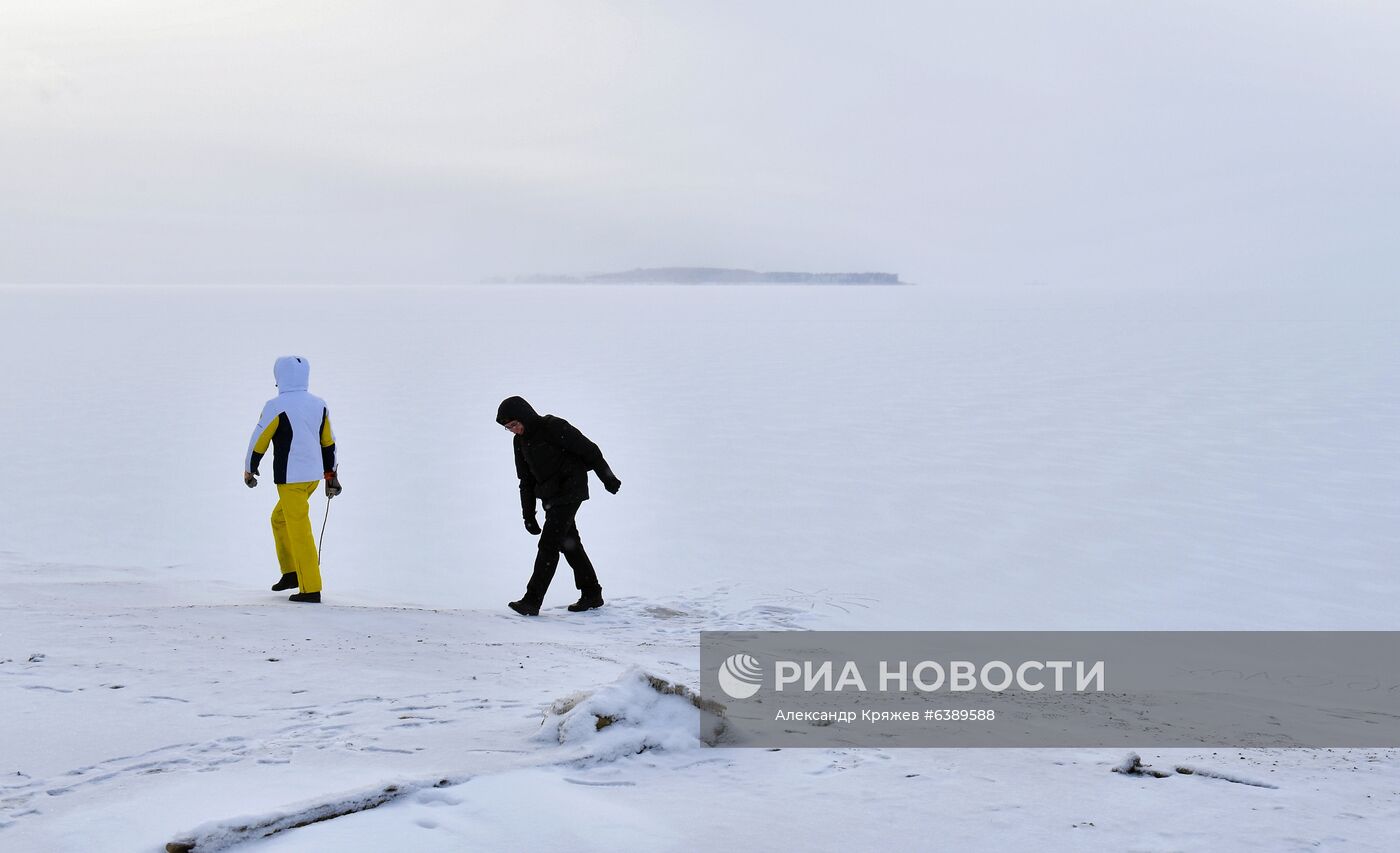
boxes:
[271,481,322,594]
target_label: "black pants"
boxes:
[524,501,599,604]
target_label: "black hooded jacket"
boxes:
[497,396,614,512]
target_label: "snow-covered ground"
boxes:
[2,282,1398,850]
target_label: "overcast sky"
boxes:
[2,1,1397,287]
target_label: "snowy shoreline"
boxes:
[3,283,1397,850]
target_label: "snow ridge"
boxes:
[164,774,470,853]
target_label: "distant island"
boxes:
[484,267,903,285]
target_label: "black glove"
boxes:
[600,470,621,495]
[524,514,541,535]
[325,473,342,498]
[244,472,258,488]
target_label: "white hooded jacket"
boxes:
[245,356,337,485]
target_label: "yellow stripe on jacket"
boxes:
[253,414,281,456]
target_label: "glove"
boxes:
[601,471,621,495]
[325,472,342,498]
[244,472,257,489]
[524,514,541,535]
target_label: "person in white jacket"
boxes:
[244,356,341,603]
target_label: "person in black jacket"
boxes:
[496,396,621,615]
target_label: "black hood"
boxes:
[496,396,540,425]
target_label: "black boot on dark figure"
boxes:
[508,599,541,616]
[567,587,604,612]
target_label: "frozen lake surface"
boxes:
[2,282,1395,628]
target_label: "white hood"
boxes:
[274,356,310,393]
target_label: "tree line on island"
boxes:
[485,267,902,285]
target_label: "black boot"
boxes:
[567,587,604,612]
[508,599,540,616]
[272,572,298,591]
[288,591,321,603]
